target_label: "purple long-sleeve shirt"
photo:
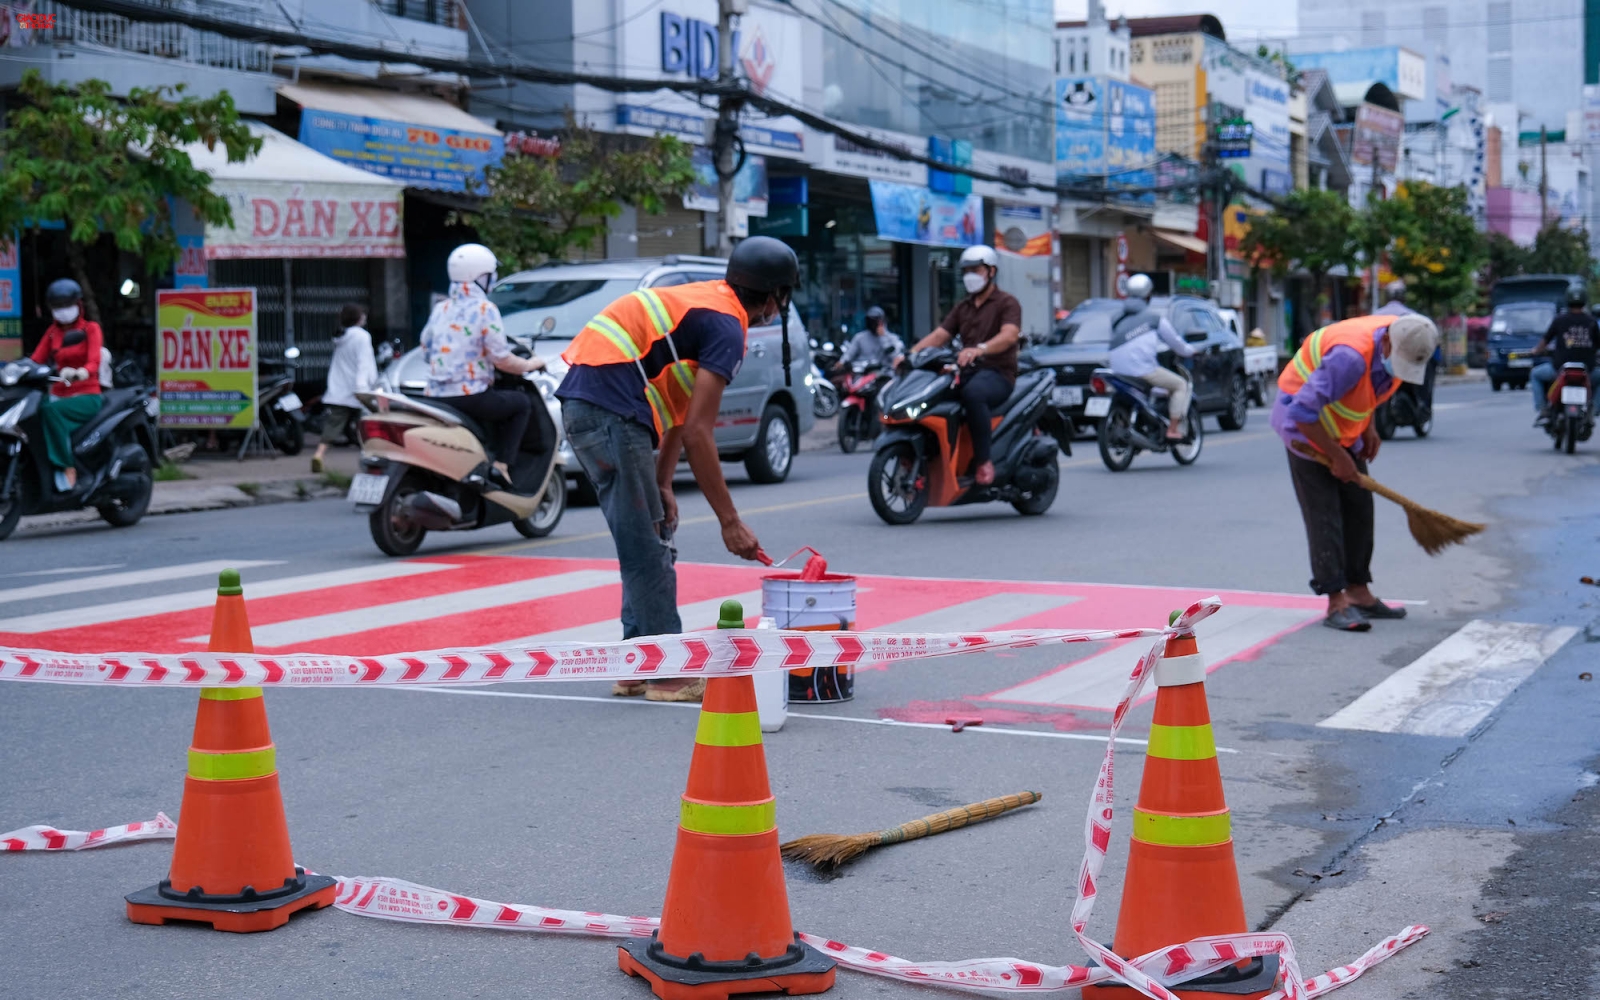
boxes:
[1271,327,1393,457]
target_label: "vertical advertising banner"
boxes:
[0,236,19,361]
[157,288,257,429]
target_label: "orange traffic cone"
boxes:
[126,569,336,932]
[619,600,835,999]
[1082,630,1278,999]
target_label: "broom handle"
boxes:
[875,791,1042,846]
[1304,450,1411,508]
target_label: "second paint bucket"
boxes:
[761,566,857,703]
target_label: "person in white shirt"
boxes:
[1106,274,1197,440]
[312,303,379,473]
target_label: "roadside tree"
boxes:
[1365,181,1486,317]
[0,70,258,321]
[1237,187,1362,311]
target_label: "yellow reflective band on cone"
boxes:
[187,747,277,781]
[1145,723,1217,761]
[679,798,777,836]
[695,710,763,747]
[200,686,263,701]
[1132,808,1231,847]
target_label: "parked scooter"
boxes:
[836,360,890,453]
[349,355,567,555]
[252,348,306,457]
[1542,362,1593,454]
[1374,353,1437,439]
[1088,364,1204,471]
[809,336,841,418]
[0,357,159,541]
[866,347,1068,525]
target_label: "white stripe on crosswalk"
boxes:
[500,591,765,646]
[194,569,623,647]
[985,604,1318,711]
[1317,620,1577,737]
[0,562,456,634]
[8,564,125,579]
[0,560,282,607]
[869,593,1081,634]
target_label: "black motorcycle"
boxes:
[250,348,307,457]
[1088,365,1204,471]
[0,357,159,541]
[1374,355,1437,440]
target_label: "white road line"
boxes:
[0,562,456,634]
[499,591,765,646]
[1317,620,1578,737]
[868,593,1081,633]
[7,563,125,579]
[985,604,1319,711]
[191,569,622,647]
[0,560,282,607]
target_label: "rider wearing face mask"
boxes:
[29,278,104,493]
[911,245,1022,485]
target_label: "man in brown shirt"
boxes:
[911,245,1023,484]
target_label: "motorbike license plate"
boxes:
[347,472,388,505]
[1508,357,1533,368]
[1083,396,1113,418]
[1562,386,1589,405]
[278,392,304,411]
[1050,385,1083,408]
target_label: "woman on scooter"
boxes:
[420,243,545,489]
[28,278,103,493]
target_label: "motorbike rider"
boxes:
[1106,273,1196,440]
[1531,285,1598,422]
[558,236,796,702]
[419,244,545,490]
[836,306,904,372]
[28,278,104,492]
[911,245,1021,485]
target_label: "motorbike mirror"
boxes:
[284,345,302,360]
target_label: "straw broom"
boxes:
[1306,451,1484,555]
[780,791,1042,870]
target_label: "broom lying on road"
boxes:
[781,791,1041,870]
[1308,451,1485,555]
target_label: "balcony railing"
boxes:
[372,0,461,29]
[34,1,275,75]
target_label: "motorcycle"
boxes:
[249,348,306,457]
[1088,364,1204,471]
[866,347,1068,525]
[1374,353,1437,440]
[836,361,890,453]
[1543,362,1593,454]
[809,336,841,419]
[349,353,567,556]
[0,357,159,541]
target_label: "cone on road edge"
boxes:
[1081,629,1278,999]
[619,599,836,999]
[125,569,336,932]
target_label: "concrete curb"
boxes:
[16,477,347,535]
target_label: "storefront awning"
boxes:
[280,81,504,193]
[1154,229,1208,256]
[184,122,406,260]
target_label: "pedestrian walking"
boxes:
[557,236,799,702]
[1271,313,1440,631]
[311,303,378,474]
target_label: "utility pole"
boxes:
[1539,125,1549,228]
[713,0,748,257]
[1369,155,1381,313]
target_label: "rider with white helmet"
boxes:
[910,244,1022,485]
[419,243,545,489]
[1107,273,1196,440]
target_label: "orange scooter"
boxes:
[865,346,1069,524]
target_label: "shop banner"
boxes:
[157,288,258,429]
[205,182,404,260]
[1352,103,1404,171]
[0,235,19,361]
[684,148,769,215]
[299,110,503,193]
[868,180,982,248]
[1055,76,1156,194]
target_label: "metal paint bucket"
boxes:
[761,566,857,704]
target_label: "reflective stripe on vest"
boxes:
[1277,315,1396,449]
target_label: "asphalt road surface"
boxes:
[3,379,1597,999]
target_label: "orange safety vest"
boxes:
[562,281,749,438]
[1277,315,1399,449]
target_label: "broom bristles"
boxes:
[780,791,1043,870]
[1360,474,1485,555]
[779,832,880,869]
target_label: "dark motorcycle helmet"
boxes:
[725,236,799,295]
[865,305,886,324]
[1567,285,1588,308]
[46,278,84,308]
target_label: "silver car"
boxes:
[383,255,815,486]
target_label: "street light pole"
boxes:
[714,0,748,257]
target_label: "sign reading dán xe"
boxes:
[299,110,503,193]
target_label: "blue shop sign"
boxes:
[299,109,503,193]
[868,180,982,249]
[615,104,803,153]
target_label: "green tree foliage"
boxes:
[1524,223,1597,278]
[1365,181,1486,317]
[0,70,258,320]
[464,114,697,271]
[1237,187,1362,300]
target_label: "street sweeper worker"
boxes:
[1271,313,1439,633]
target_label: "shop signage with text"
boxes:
[157,288,258,429]
[299,110,504,193]
[205,182,404,259]
[0,237,19,361]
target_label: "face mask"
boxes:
[52,305,80,325]
[962,271,988,295]
[1381,354,1395,377]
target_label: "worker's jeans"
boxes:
[1140,366,1191,420]
[561,399,681,639]
[1287,448,1373,596]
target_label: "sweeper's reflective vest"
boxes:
[562,281,749,439]
[1277,315,1399,450]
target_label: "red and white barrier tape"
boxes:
[1,598,1430,995]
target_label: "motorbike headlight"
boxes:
[0,363,20,387]
[0,398,25,431]
[804,371,815,387]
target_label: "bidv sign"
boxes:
[661,12,721,81]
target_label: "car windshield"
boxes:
[1049,301,1128,346]
[489,278,636,343]
[1493,303,1555,334]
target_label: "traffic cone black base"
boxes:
[125,869,337,933]
[1086,954,1280,998]
[619,932,836,1000]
